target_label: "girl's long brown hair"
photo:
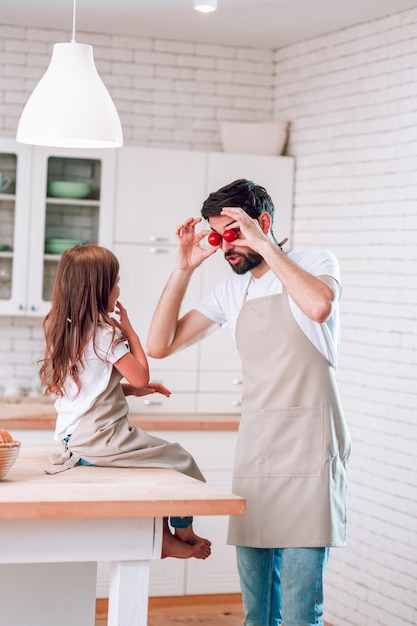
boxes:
[39,245,120,397]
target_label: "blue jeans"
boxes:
[236,546,330,626]
[169,516,193,529]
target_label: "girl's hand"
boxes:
[114,301,136,336]
[131,382,171,398]
[176,217,217,270]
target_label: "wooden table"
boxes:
[0,444,245,626]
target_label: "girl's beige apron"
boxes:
[46,367,204,482]
[228,291,351,548]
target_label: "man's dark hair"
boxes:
[201,179,275,223]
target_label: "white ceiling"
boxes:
[1,0,416,49]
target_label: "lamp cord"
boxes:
[71,0,77,43]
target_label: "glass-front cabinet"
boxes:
[0,151,16,300]
[0,140,32,315]
[0,140,116,316]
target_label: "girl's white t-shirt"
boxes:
[195,249,342,368]
[54,324,129,441]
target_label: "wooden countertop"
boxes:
[0,444,245,521]
[0,399,240,431]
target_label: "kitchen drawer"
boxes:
[127,370,198,414]
[198,371,243,392]
[148,369,198,392]
[196,393,242,414]
[127,392,197,414]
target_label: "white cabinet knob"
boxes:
[150,236,169,242]
[143,399,163,406]
[232,378,242,386]
[149,247,169,254]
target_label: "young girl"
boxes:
[39,244,211,560]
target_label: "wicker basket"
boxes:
[0,441,21,479]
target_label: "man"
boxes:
[146,178,351,626]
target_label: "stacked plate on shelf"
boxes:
[45,238,88,254]
[47,180,92,199]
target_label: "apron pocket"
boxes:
[234,405,324,477]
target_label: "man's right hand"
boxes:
[176,217,218,270]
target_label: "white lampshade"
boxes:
[194,0,217,13]
[16,42,123,149]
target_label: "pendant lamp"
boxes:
[16,0,123,148]
[193,0,217,13]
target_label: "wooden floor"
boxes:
[95,595,244,626]
[95,594,331,625]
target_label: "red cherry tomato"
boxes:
[208,232,222,247]
[222,228,238,243]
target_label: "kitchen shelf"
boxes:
[46,198,100,207]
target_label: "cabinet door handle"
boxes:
[19,304,27,311]
[31,304,39,311]
[231,400,242,407]
[232,378,242,386]
[150,236,169,242]
[143,399,163,406]
[149,247,169,254]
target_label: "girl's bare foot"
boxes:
[174,525,212,549]
[161,520,211,559]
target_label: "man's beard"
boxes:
[225,250,264,275]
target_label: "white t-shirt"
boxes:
[54,324,129,441]
[195,249,342,368]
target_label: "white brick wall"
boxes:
[1,7,417,625]
[0,24,274,151]
[273,8,417,626]
[0,23,274,392]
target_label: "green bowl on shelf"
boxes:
[47,180,92,199]
[45,238,88,255]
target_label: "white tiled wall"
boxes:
[273,8,417,626]
[1,7,417,626]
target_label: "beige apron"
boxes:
[46,367,204,482]
[227,291,351,548]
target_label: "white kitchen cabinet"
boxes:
[114,146,207,244]
[113,147,207,413]
[112,147,294,414]
[0,140,116,317]
[114,147,293,255]
[113,242,201,414]
[0,140,32,315]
